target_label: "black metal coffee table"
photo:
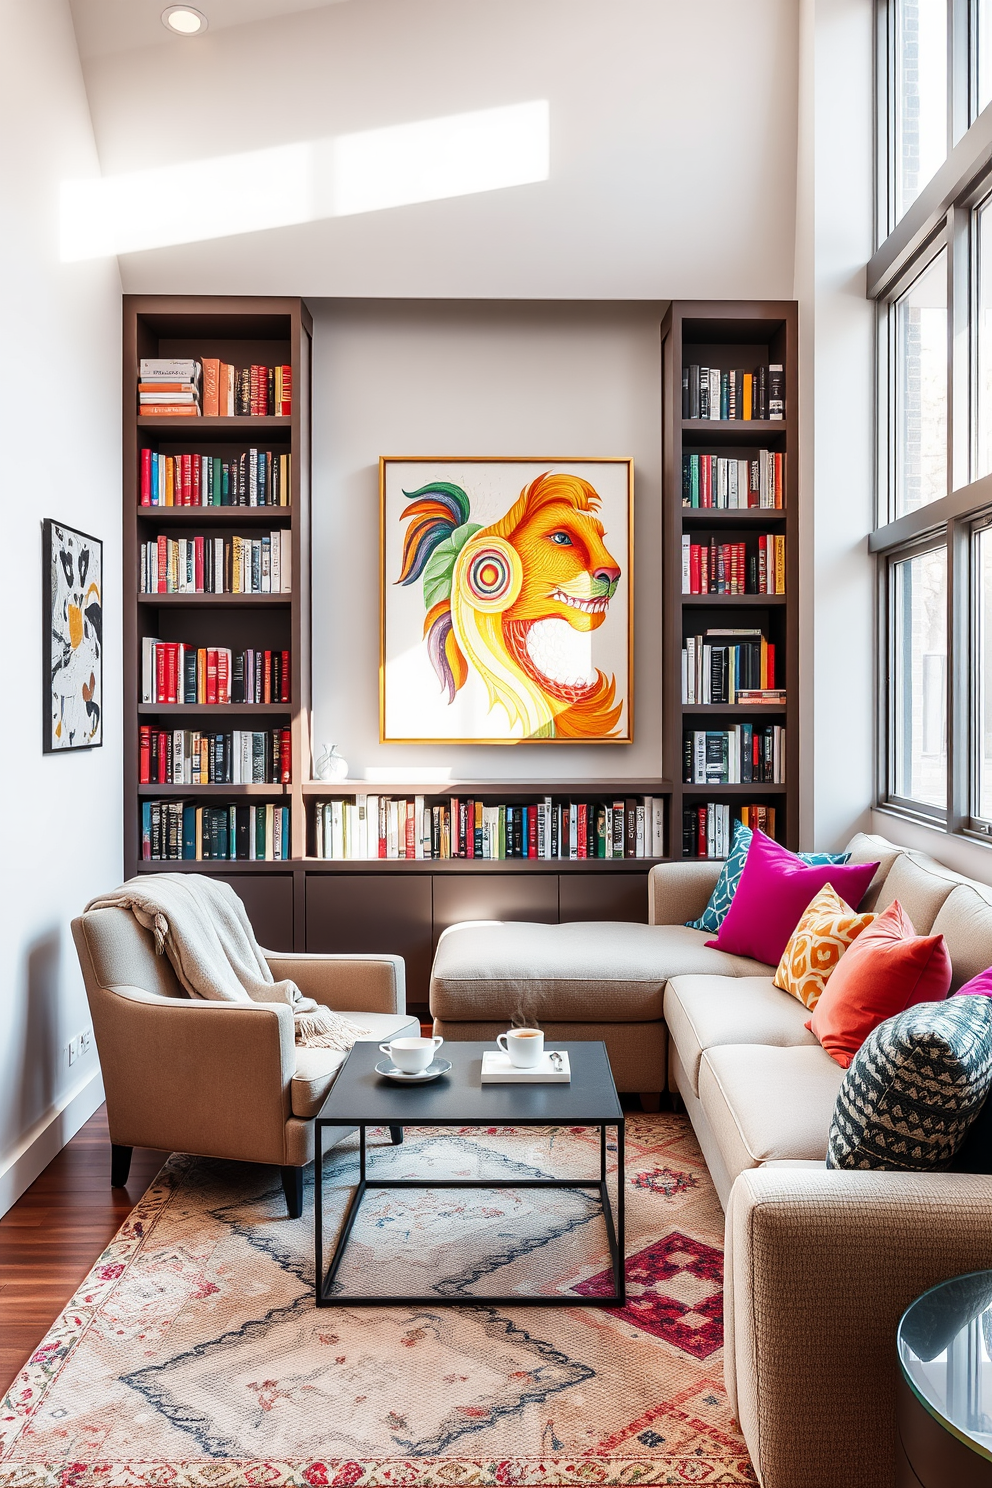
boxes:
[313,1039,624,1307]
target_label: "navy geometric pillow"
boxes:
[827,997,992,1172]
[687,818,849,934]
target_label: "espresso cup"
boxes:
[380,1035,443,1074]
[497,1028,544,1068]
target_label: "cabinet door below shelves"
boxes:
[432,874,559,953]
[214,873,294,952]
[559,872,648,925]
[305,874,434,1010]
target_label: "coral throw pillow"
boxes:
[808,900,952,1068]
[954,967,992,999]
[773,884,876,1011]
[705,829,879,967]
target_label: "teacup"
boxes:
[380,1035,444,1074]
[497,1027,544,1068]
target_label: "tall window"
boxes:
[893,0,949,224]
[891,546,948,810]
[875,0,992,838]
[894,251,948,514]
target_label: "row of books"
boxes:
[139,533,292,595]
[141,642,290,707]
[681,451,784,509]
[683,725,786,784]
[141,801,290,860]
[313,795,667,860]
[681,629,779,704]
[138,359,292,417]
[139,727,291,785]
[681,535,786,595]
[683,803,777,859]
[682,364,784,420]
[139,449,291,507]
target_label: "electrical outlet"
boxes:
[80,1027,93,1056]
[67,1036,78,1067]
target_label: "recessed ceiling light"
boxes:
[162,6,208,35]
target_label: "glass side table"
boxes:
[898,1272,992,1486]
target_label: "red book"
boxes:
[577,802,587,859]
[280,729,291,784]
[689,544,701,594]
[405,800,416,860]
[139,726,151,783]
[280,650,290,703]
[451,797,462,856]
[466,800,475,858]
[164,644,178,705]
[206,649,218,705]
[378,798,387,859]
[702,455,712,508]
[250,365,260,416]
[774,452,784,509]
[158,731,168,784]
[140,448,151,506]
[154,644,166,704]
[192,457,201,507]
[157,535,167,593]
[194,535,205,592]
[216,648,230,706]
[279,365,292,416]
[697,806,706,857]
[700,545,710,594]
[529,807,539,859]
[766,643,776,689]
[263,651,272,704]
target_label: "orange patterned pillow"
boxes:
[773,884,875,1010]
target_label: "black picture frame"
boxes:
[43,518,104,753]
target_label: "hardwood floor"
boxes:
[0,1106,166,1396]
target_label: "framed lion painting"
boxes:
[380,457,633,744]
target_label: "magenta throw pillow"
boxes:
[954,968,992,998]
[706,829,879,967]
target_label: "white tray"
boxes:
[480,1050,571,1083]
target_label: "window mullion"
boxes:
[950,203,971,487]
[952,0,972,140]
[948,515,971,828]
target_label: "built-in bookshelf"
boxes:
[662,301,800,857]
[124,296,799,1011]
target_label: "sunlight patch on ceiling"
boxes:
[60,101,550,260]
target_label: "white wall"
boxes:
[0,0,122,1214]
[311,298,666,779]
[795,0,877,853]
[71,0,800,302]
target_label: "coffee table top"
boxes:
[316,1040,623,1126]
[898,1270,992,1461]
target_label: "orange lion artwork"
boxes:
[394,470,628,740]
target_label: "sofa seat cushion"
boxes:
[430,920,772,1023]
[698,1044,845,1184]
[292,1011,419,1118]
[665,976,820,1096]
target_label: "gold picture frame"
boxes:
[379,456,634,745]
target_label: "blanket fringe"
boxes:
[294,1009,370,1050]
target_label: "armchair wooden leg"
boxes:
[389,1126,403,1145]
[281,1165,304,1219]
[111,1144,133,1187]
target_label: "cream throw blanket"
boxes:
[85,874,369,1050]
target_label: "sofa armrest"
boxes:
[263,952,406,1015]
[647,861,722,926]
[725,1166,992,1488]
[91,983,297,1166]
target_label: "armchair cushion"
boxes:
[292,1011,420,1117]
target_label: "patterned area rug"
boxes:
[0,1114,756,1486]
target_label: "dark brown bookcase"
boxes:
[123,296,797,1012]
[662,301,800,855]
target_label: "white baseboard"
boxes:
[0,1068,106,1218]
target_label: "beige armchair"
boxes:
[72,899,418,1216]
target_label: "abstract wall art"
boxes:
[43,519,103,752]
[380,458,633,743]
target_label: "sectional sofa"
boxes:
[430,831,992,1488]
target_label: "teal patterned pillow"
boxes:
[687,821,849,933]
[827,998,992,1172]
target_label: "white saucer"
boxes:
[374,1056,452,1083]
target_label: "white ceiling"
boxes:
[68,0,350,60]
